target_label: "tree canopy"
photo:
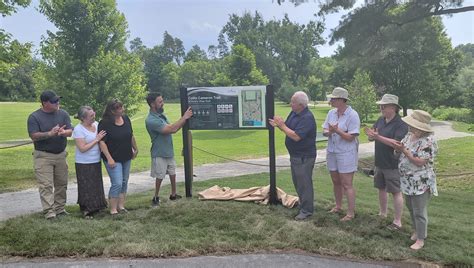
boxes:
[38,0,146,117]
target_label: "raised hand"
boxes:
[183,107,193,120]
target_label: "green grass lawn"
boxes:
[0,102,337,193]
[0,137,473,266]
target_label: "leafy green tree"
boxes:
[129,37,146,55]
[207,45,218,60]
[0,32,33,100]
[347,70,377,123]
[221,12,324,92]
[453,44,474,114]
[226,44,268,86]
[39,0,145,116]
[217,32,229,57]
[332,2,461,115]
[184,45,208,62]
[180,60,216,87]
[0,0,30,16]
[85,50,146,117]
[1,0,33,100]
[160,62,181,99]
[305,57,337,101]
[162,31,185,66]
[316,0,474,23]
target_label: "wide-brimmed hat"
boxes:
[40,90,61,103]
[376,94,402,109]
[402,110,433,133]
[327,87,349,100]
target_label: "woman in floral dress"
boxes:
[392,110,438,250]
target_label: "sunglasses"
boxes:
[49,99,60,104]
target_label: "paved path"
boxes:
[0,120,471,222]
[1,253,400,268]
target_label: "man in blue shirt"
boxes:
[269,91,316,220]
[145,92,193,206]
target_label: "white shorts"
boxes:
[326,151,358,173]
[150,157,176,179]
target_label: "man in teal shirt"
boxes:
[145,92,193,206]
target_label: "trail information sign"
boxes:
[187,86,266,130]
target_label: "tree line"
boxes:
[1,0,473,121]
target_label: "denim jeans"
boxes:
[104,160,131,198]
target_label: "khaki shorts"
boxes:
[374,167,401,193]
[150,157,176,180]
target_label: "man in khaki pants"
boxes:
[27,90,72,219]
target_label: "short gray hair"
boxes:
[77,106,93,121]
[292,91,309,107]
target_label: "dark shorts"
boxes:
[374,167,401,193]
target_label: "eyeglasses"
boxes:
[49,99,60,104]
[329,98,342,102]
[379,105,387,110]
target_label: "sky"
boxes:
[1,0,473,57]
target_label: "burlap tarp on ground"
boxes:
[198,185,299,208]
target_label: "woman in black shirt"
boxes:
[98,99,138,215]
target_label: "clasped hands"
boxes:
[268,116,285,128]
[49,124,68,137]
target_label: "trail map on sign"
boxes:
[187,86,266,130]
[239,90,264,127]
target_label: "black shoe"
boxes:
[152,196,160,207]
[169,194,182,201]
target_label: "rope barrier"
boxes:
[192,145,326,168]
[0,140,33,149]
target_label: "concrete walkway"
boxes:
[1,253,401,268]
[0,120,471,221]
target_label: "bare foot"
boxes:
[377,212,387,218]
[410,240,424,250]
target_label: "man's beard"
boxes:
[157,107,164,113]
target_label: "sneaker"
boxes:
[152,196,160,207]
[169,194,182,201]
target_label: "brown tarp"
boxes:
[198,185,299,208]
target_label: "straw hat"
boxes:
[376,94,402,109]
[402,110,433,133]
[327,87,349,100]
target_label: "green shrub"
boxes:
[431,107,473,123]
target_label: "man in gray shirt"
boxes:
[27,90,72,219]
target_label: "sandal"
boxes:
[340,215,354,222]
[410,241,424,250]
[328,207,342,214]
[387,223,402,231]
[119,208,128,214]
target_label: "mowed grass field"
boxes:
[1,137,473,266]
[0,102,336,192]
[1,101,473,266]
